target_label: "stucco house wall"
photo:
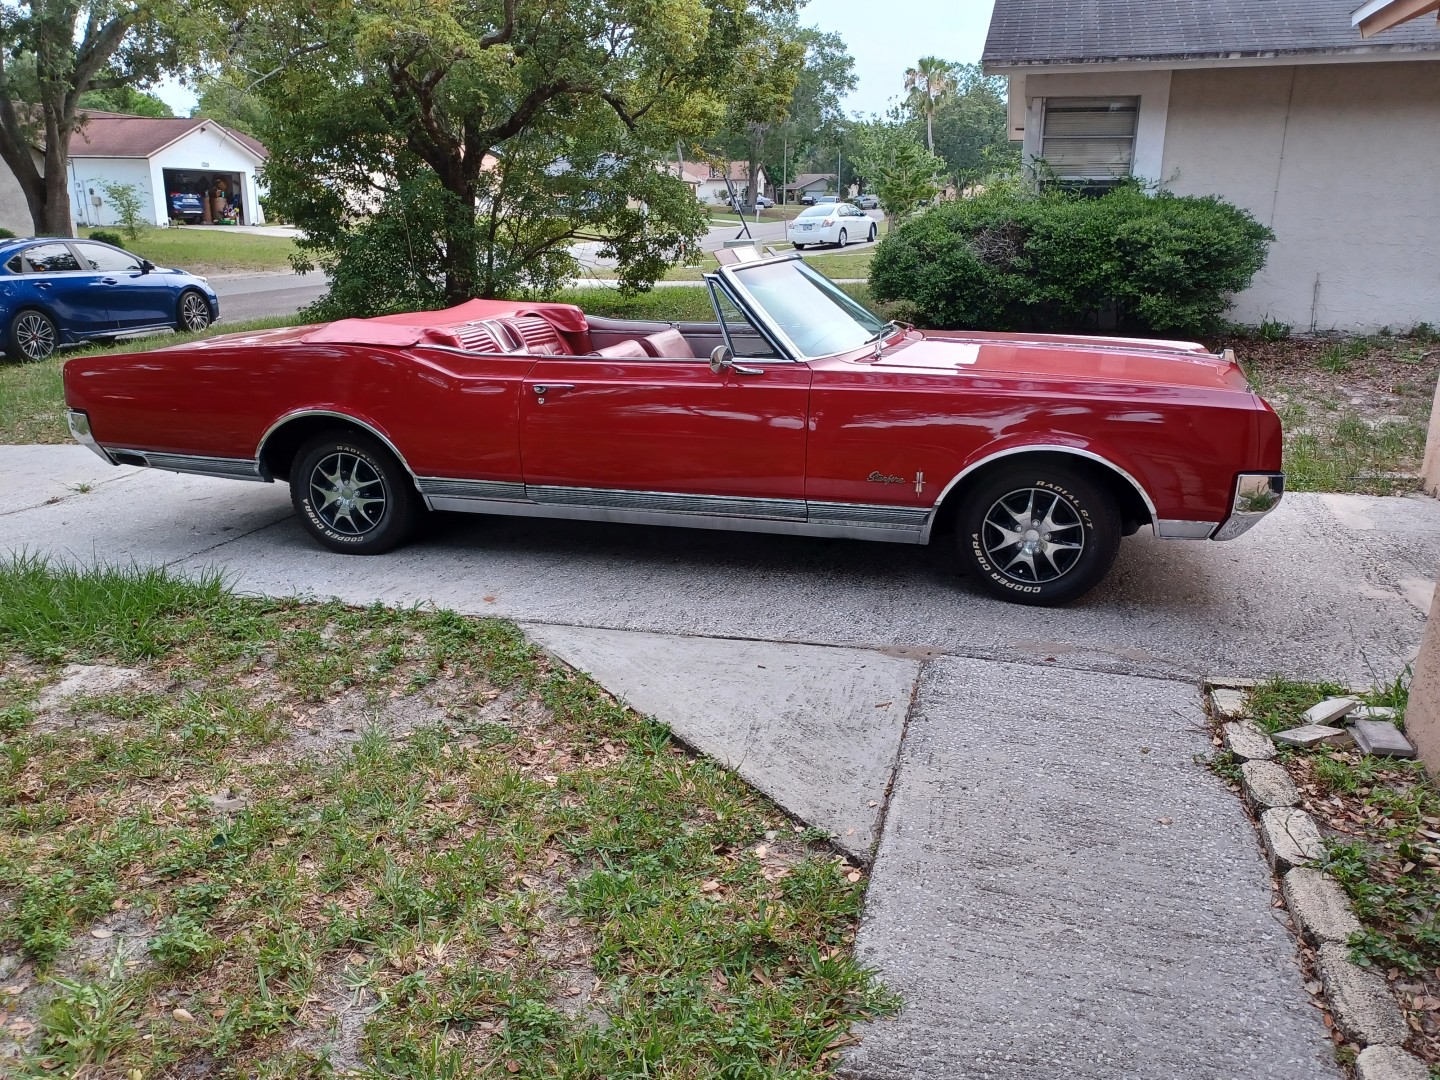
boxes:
[1161,60,1440,332]
[0,158,31,235]
[1013,59,1440,332]
[68,157,153,228]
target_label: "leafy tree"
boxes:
[0,2,195,236]
[233,0,798,309]
[903,55,955,154]
[849,118,944,225]
[100,178,143,237]
[928,63,1014,191]
[77,83,172,116]
[189,72,269,136]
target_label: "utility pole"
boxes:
[782,136,788,207]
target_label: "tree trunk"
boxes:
[40,158,73,236]
[441,180,481,304]
[926,110,935,154]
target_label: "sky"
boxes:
[153,0,998,120]
[805,0,997,117]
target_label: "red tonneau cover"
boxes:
[299,298,589,347]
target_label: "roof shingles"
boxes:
[68,112,267,160]
[983,0,1439,66]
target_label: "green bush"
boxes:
[0,227,15,239]
[869,185,1273,336]
[88,230,125,249]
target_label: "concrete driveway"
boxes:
[4,444,1434,1078]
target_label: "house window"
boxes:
[1039,97,1139,186]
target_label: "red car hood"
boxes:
[869,330,1251,393]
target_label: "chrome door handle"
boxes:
[101,277,117,284]
[532,384,574,395]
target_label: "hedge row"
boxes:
[869,186,1273,337]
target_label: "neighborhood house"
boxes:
[0,111,268,235]
[984,0,1440,332]
[675,160,772,204]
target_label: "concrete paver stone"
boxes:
[1260,808,1324,872]
[1305,697,1361,726]
[1272,723,1353,750]
[1350,719,1417,759]
[1355,1046,1431,1080]
[1241,759,1302,811]
[1317,942,1411,1047]
[1281,868,1363,944]
[1224,719,1277,761]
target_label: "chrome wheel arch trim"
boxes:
[923,444,1160,543]
[255,409,421,484]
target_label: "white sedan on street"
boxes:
[786,202,877,249]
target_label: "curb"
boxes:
[1206,679,1429,1076]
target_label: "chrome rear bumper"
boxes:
[66,409,114,465]
[1212,472,1285,541]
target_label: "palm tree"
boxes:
[904,57,955,153]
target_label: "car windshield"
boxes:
[727,258,889,358]
[796,206,831,219]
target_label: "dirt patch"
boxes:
[0,907,154,1063]
[285,959,375,1074]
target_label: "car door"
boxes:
[17,242,115,337]
[518,311,811,520]
[71,242,173,330]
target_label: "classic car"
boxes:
[62,248,1283,606]
[2,237,217,360]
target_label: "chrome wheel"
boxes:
[180,292,211,331]
[982,487,1086,584]
[14,312,55,360]
[309,452,387,536]
[837,228,848,248]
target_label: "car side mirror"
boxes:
[139,258,154,273]
[709,345,735,374]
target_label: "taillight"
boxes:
[822,217,834,226]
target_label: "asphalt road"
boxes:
[3,445,1435,685]
[211,272,330,322]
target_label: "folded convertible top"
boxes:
[300,298,589,347]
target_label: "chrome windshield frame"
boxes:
[704,267,800,362]
[717,253,886,361]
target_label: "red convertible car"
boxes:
[63,250,1283,605]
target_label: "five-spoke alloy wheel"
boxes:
[956,463,1120,605]
[290,431,420,554]
[9,309,57,361]
[179,290,212,332]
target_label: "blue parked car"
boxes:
[0,236,219,361]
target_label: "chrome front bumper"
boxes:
[1212,472,1284,541]
[67,409,114,465]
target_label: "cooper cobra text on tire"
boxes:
[955,462,1121,606]
[290,431,420,554]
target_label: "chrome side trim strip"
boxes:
[415,477,528,503]
[924,444,1160,543]
[255,409,421,482]
[808,501,930,531]
[1154,519,1217,540]
[109,449,265,481]
[424,496,925,544]
[524,484,808,522]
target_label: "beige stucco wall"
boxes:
[1162,61,1440,333]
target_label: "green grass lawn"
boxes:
[0,316,305,444]
[661,248,875,283]
[80,227,299,275]
[0,557,896,1076]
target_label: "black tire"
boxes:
[794,243,806,250]
[867,224,877,243]
[178,289,212,332]
[837,228,848,248]
[955,463,1121,606]
[290,431,420,554]
[9,308,57,361]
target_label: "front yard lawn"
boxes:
[80,227,299,276]
[0,557,895,1077]
[1224,329,1439,495]
[662,248,876,284]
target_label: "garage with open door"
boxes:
[162,168,247,225]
